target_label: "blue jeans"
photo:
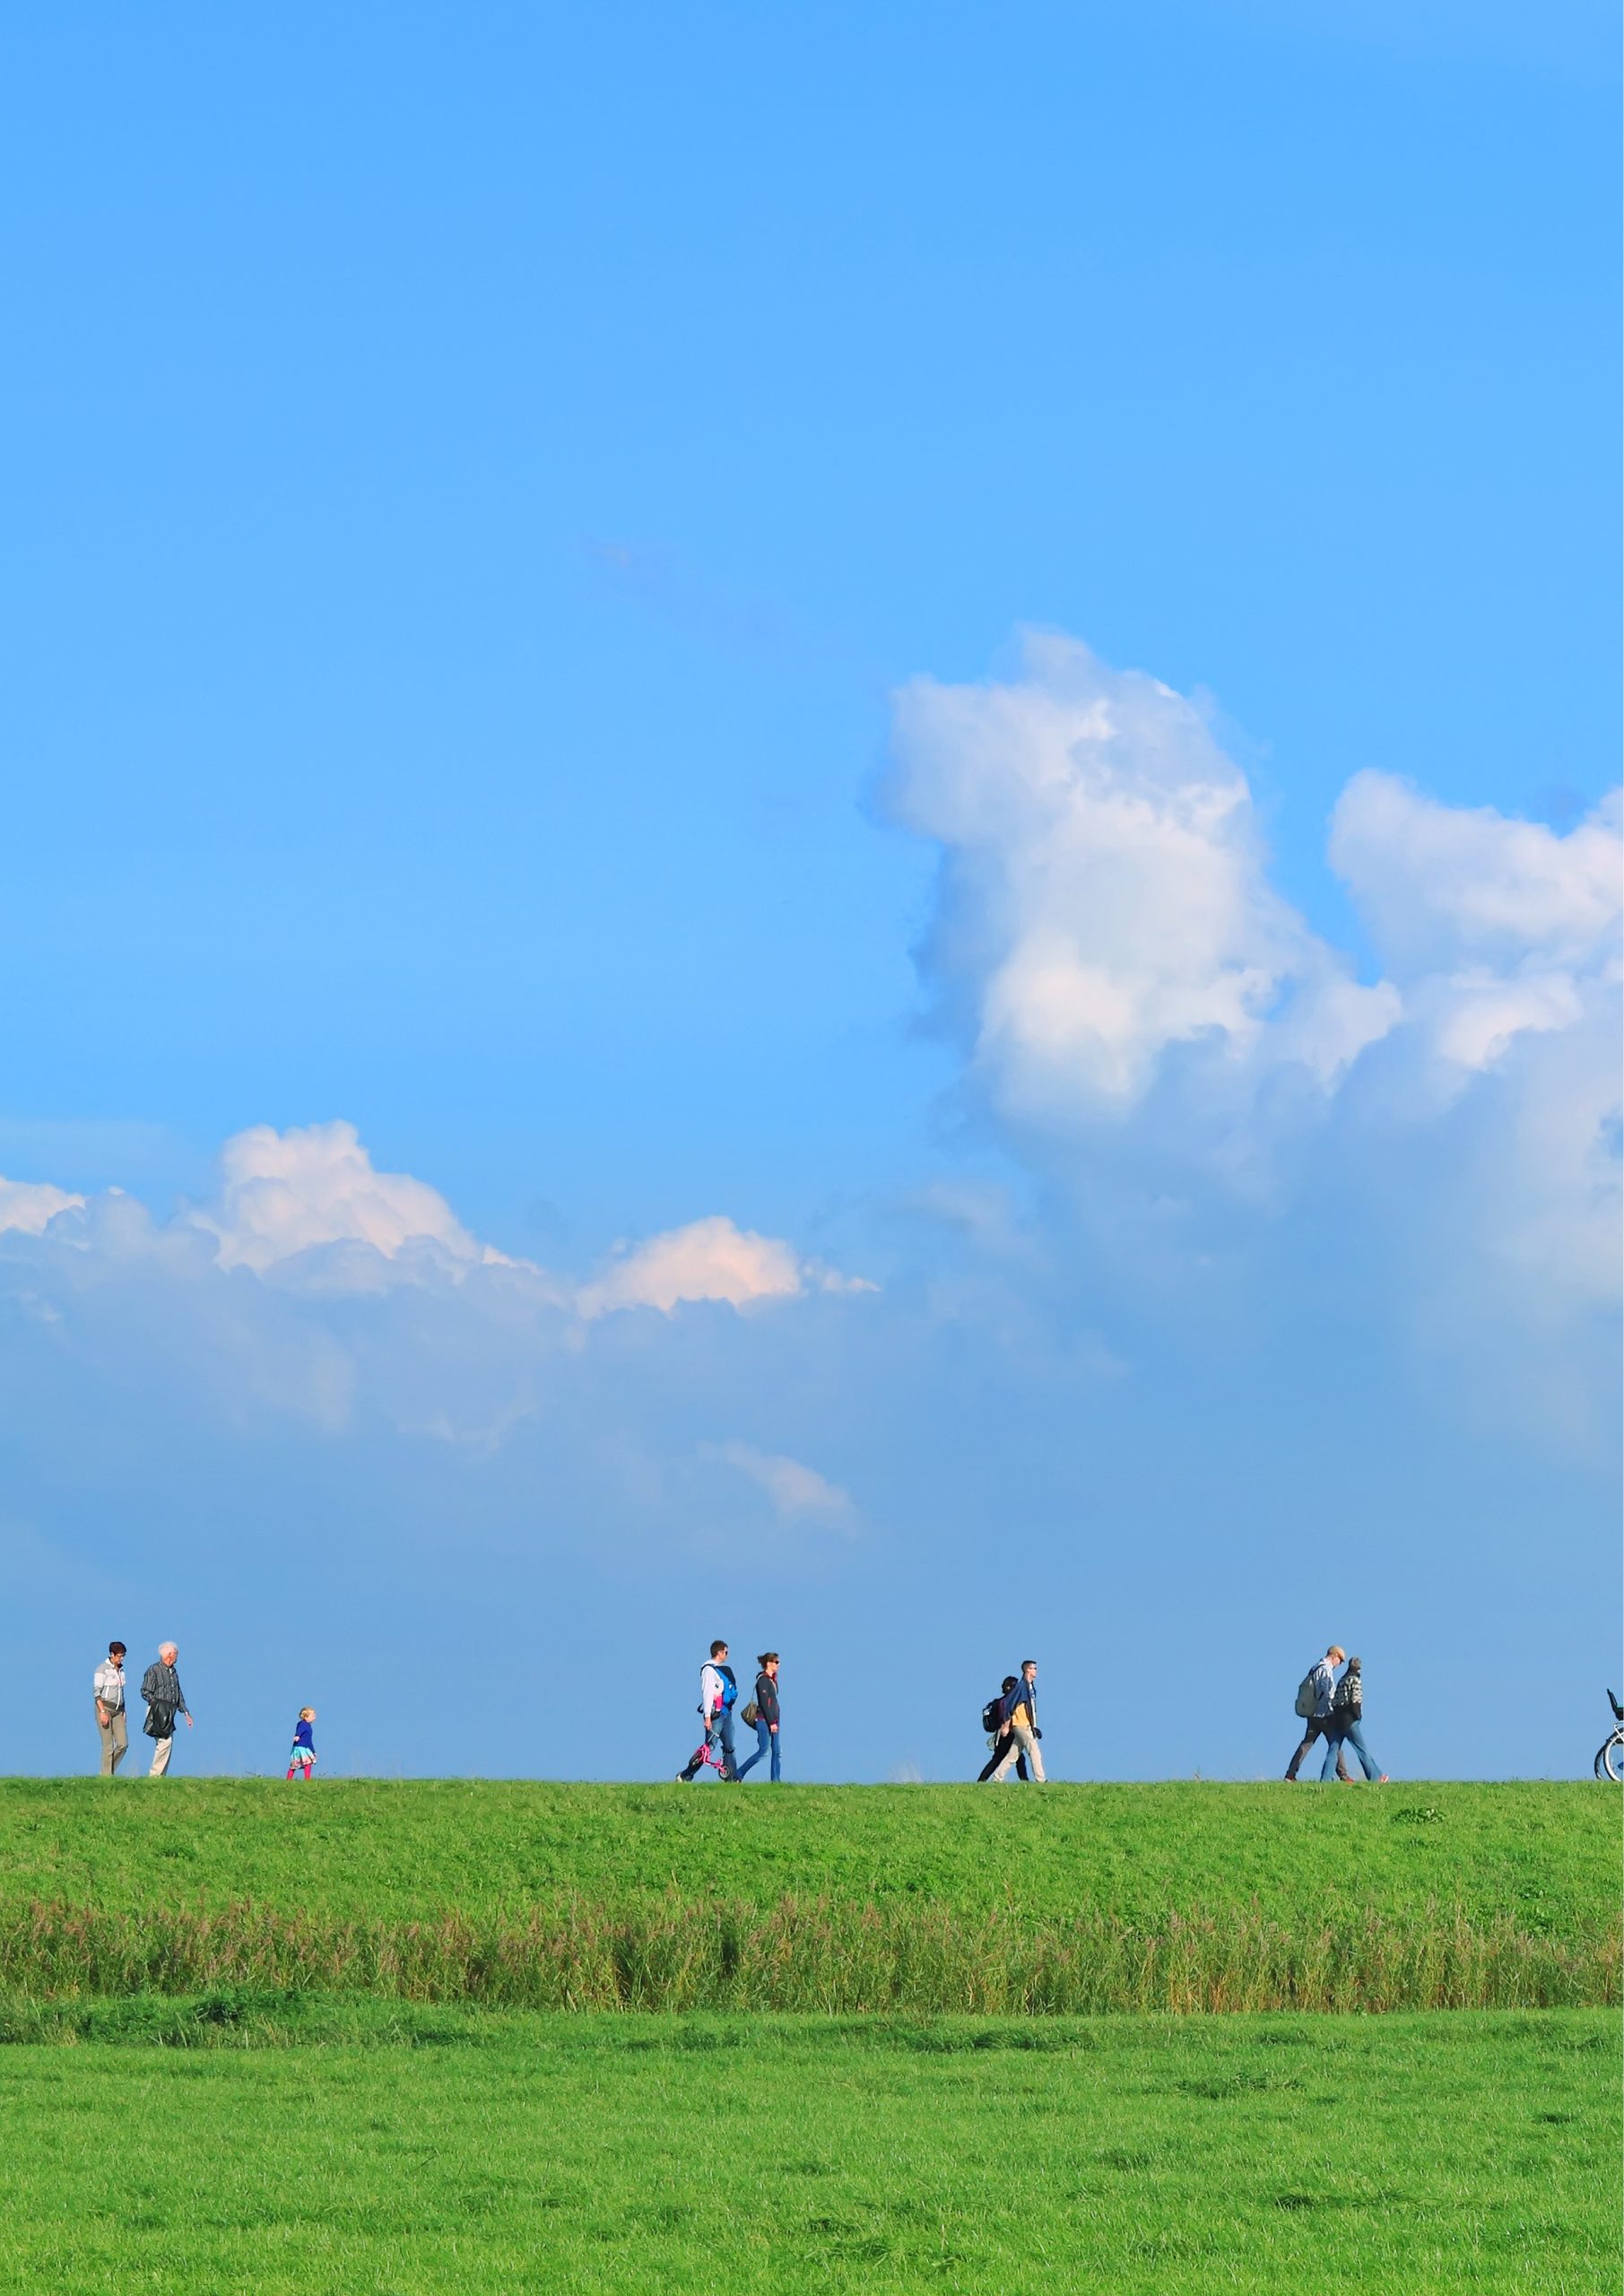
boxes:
[1321,1719,1380,1780]
[734,1717,780,1781]
[680,1711,736,1780]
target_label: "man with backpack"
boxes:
[676,1639,739,1782]
[986,1660,1045,1783]
[1285,1645,1349,1781]
[978,1675,1029,1781]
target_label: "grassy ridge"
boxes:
[0,2013,1613,2292]
[0,1780,1612,2014]
[0,1779,1610,1927]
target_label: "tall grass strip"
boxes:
[0,1895,1612,2015]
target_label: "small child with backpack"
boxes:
[285,1708,317,1781]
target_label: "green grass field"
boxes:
[3,1782,1615,2289]
[0,1779,1611,2014]
[0,2012,1613,2293]
[0,1778,1606,1928]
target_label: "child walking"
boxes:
[285,1707,317,1781]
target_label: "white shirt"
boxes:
[93,1659,126,1711]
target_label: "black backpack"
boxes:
[981,1694,1005,1735]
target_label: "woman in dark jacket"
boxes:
[734,1653,781,1782]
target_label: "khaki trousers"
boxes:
[96,1705,127,1776]
[148,1730,176,1777]
[990,1721,1045,1783]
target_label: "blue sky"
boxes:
[2,3,1618,1781]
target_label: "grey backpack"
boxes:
[1293,1670,1319,1719]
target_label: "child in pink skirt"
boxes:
[285,1707,317,1780]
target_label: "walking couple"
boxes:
[93,1639,195,1777]
[677,1641,781,1783]
[978,1659,1045,1782]
[1286,1646,1387,1782]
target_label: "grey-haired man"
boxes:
[140,1642,194,1777]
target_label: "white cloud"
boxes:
[176,1123,873,1319]
[889,631,1396,1120]
[889,631,1621,1361]
[576,1215,870,1319]
[1330,773,1621,972]
[704,1439,855,1526]
[0,1118,871,1443]
[188,1120,501,1275]
[0,1178,84,1237]
[1330,771,1620,1078]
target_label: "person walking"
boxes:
[139,1642,194,1777]
[677,1640,738,1782]
[987,1660,1046,1783]
[92,1640,128,1776]
[734,1653,781,1782]
[978,1676,1029,1782]
[1322,1657,1388,1782]
[286,1707,317,1781]
[1285,1645,1345,1780]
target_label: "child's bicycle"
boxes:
[1594,1691,1624,1782]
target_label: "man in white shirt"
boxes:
[677,1640,738,1781]
[93,1640,128,1776]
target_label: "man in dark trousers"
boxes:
[1285,1645,1349,1781]
[978,1674,1029,1782]
[734,1652,782,1781]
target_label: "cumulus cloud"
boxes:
[0,1178,84,1237]
[577,1216,869,1318]
[703,1439,855,1527]
[188,1120,503,1275]
[889,631,1621,1368]
[0,1120,873,1451]
[167,1121,872,1320]
[889,631,1398,1121]
[1331,774,1621,974]
[1330,772,1620,1075]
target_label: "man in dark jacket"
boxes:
[140,1642,194,1778]
[734,1652,782,1782]
[978,1675,1029,1782]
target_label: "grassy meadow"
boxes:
[0,1779,1611,2015]
[0,2011,1613,2293]
[3,1781,1615,2291]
